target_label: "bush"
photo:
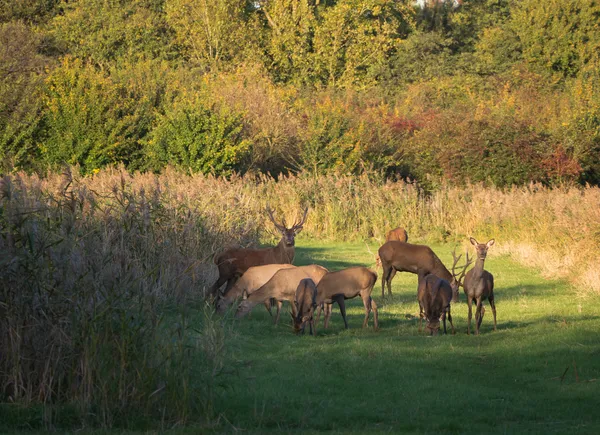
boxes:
[145,92,252,176]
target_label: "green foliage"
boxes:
[0,21,49,171]
[1,0,600,186]
[146,93,252,176]
[50,0,173,64]
[312,0,413,87]
[40,58,168,172]
[165,0,251,71]
[511,0,600,78]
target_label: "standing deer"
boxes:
[293,278,318,335]
[208,207,308,297]
[375,227,409,268]
[386,227,408,243]
[215,263,294,314]
[235,265,328,325]
[463,238,496,335]
[314,267,379,330]
[378,241,469,299]
[417,270,457,336]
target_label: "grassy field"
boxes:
[205,240,600,434]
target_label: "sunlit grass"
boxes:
[206,240,600,434]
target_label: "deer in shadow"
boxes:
[463,238,496,335]
[378,241,468,299]
[208,207,307,298]
[215,263,294,314]
[417,249,471,335]
[314,267,379,330]
[235,265,328,325]
[293,278,318,335]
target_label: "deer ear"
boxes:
[469,237,478,246]
[486,239,495,247]
[294,226,303,234]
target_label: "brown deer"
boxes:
[375,227,409,268]
[386,227,408,243]
[463,238,496,335]
[215,263,294,314]
[378,241,469,299]
[417,270,457,335]
[235,265,328,325]
[314,267,379,330]
[293,278,318,335]
[208,207,308,297]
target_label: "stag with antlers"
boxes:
[417,250,472,335]
[378,241,471,299]
[208,206,308,297]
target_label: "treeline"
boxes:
[1,0,600,188]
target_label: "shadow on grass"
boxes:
[294,246,370,270]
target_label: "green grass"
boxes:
[208,240,600,434]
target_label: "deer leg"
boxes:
[478,303,486,331]
[382,265,391,298]
[475,299,483,335]
[335,296,349,329]
[371,297,379,330]
[324,303,332,329]
[315,303,323,326]
[361,292,371,328]
[386,269,396,297]
[208,275,227,297]
[419,302,424,332]
[467,297,473,335]
[442,312,447,335]
[489,295,497,331]
[263,300,272,316]
[447,308,455,335]
[274,300,284,325]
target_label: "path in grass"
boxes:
[213,241,600,434]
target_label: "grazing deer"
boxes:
[235,265,328,325]
[215,263,294,314]
[463,238,496,335]
[378,241,470,299]
[417,270,457,335]
[208,207,308,297]
[314,267,379,330]
[293,278,318,335]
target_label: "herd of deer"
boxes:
[210,208,497,336]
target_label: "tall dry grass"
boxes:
[1,167,599,427]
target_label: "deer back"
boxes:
[386,227,408,243]
[378,241,453,281]
[317,266,377,302]
[220,263,294,304]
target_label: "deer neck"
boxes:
[432,256,453,282]
[276,238,295,263]
[471,257,486,280]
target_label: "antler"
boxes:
[291,207,308,231]
[266,204,287,232]
[451,248,473,286]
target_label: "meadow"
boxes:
[208,240,600,434]
[1,169,599,432]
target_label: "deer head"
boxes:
[469,237,495,260]
[266,206,308,247]
[450,248,473,302]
